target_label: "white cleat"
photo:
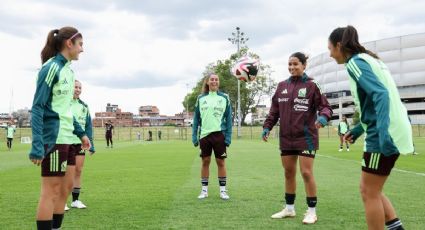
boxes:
[71,200,87,209]
[197,190,208,199]
[219,191,230,200]
[302,210,318,224]
[64,204,70,211]
[271,207,296,219]
[338,149,343,152]
[347,149,350,152]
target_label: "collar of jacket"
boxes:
[288,72,309,83]
[56,53,71,66]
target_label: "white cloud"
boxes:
[0,0,424,116]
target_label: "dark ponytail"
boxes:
[329,25,379,59]
[40,26,82,64]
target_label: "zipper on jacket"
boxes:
[288,78,299,149]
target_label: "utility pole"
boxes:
[228,27,249,138]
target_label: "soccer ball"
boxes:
[231,56,259,82]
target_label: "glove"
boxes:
[261,128,270,141]
[225,136,231,147]
[192,136,199,147]
[316,116,328,127]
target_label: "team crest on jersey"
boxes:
[298,88,306,97]
[281,89,288,94]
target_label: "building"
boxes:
[307,33,425,124]
[0,113,15,126]
[139,105,160,116]
[94,104,194,127]
[106,103,119,112]
[251,105,270,124]
[93,104,133,127]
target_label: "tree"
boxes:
[182,47,277,125]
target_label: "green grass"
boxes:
[0,137,424,229]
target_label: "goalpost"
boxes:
[20,136,32,144]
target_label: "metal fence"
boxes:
[2,125,424,142]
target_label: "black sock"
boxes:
[307,197,317,208]
[37,220,52,230]
[72,187,81,201]
[52,214,64,229]
[386,218,404,230]
[201,177,209,186]
[218,177,227,186]
[340,144,343,149]
[285,193,296,205]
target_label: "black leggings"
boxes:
[106,135,113,146]
[7,138,12,149]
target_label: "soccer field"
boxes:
[1,138,424,229]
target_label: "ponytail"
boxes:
[329,25,379,59]
[40,26,82,64]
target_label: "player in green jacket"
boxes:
[328,25,413,230]
[30,27,91,230]
[65,80,95,211]
[4,122,16,151]
[192,73,232,200]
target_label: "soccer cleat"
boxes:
[338,149,343,152]
[271,207,296,219]
[347,148,350,152]
[302,210,317,224]
[64,204,70,211]
[71,200,87,209]
[220,191,230,200]
[197,190,208,199]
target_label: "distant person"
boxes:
[262,52,332,225]
[158,130,162,140]
[137,131,141,141]
[148,130,153,141]
[5,122,16,151]
[192,73,232,200]
[338,116,350,152]
[105,120,114,148]
[329,25,414,230]
[29,26,90,230]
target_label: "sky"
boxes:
[1,0,424,116]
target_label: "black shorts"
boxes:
[71,144,85,156]
[41,144,74,177]
[199,132,227,159]
[281,150,316,158]
[7,138,13,141]
[362,152,399,176]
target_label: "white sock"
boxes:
[201,186,208,192]
[220,186,226,192]
[308,207,316,214]
[286,204,295,211]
